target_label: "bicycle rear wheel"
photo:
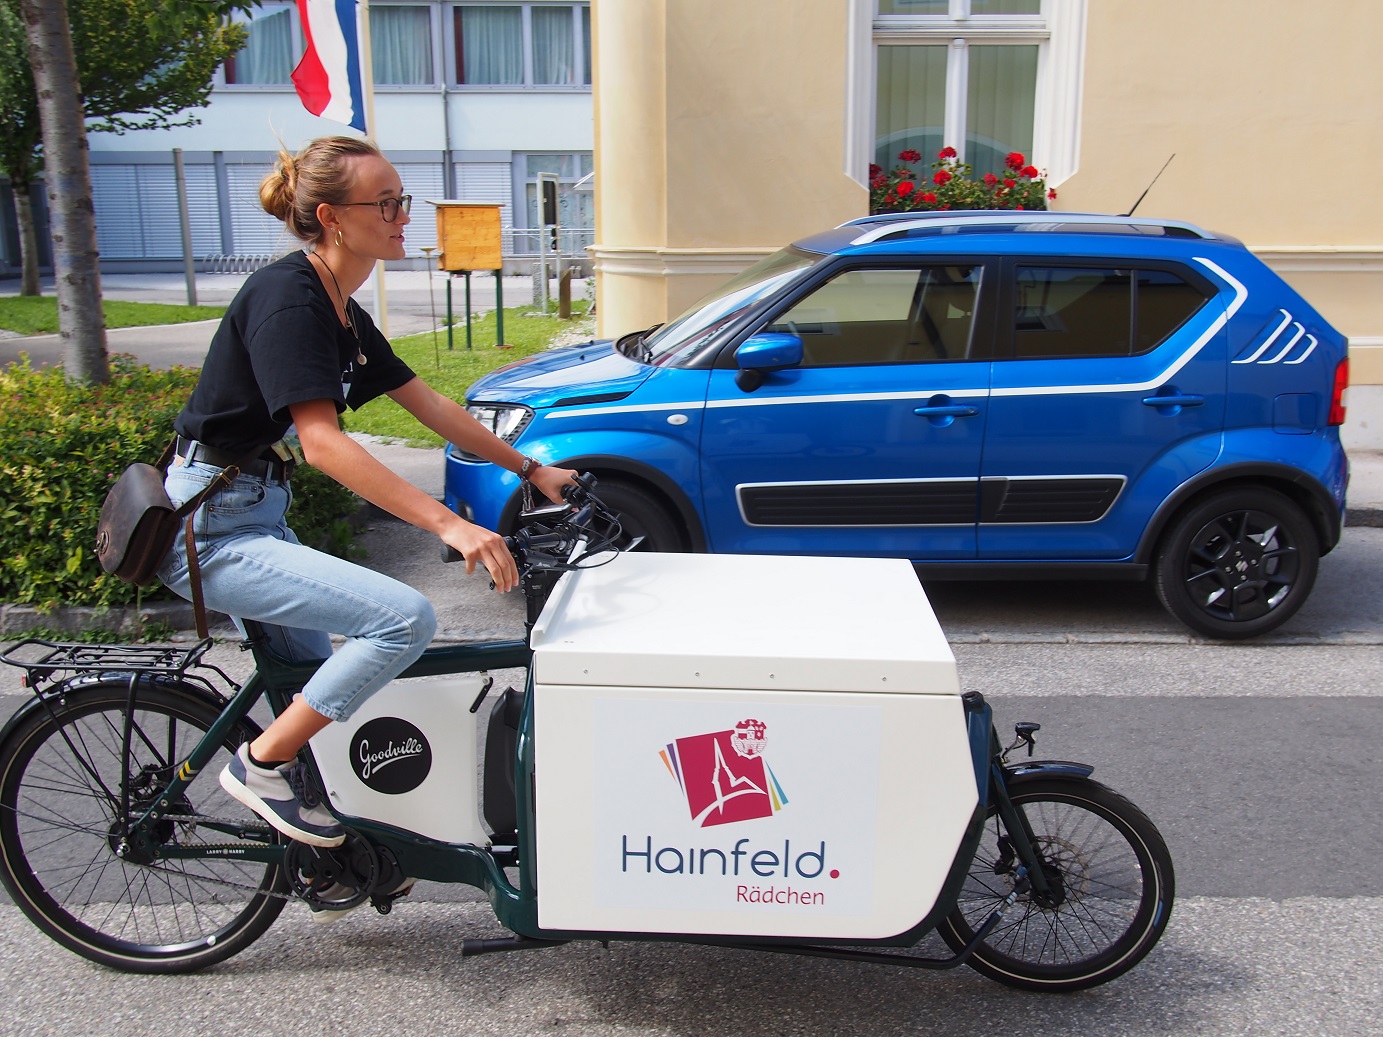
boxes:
[938,775,1174,992]
[0,680,288,972]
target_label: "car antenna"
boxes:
[1122,154,1175,217]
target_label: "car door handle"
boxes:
[914,405,978,417]
[1141,394,1204,408]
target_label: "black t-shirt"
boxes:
[175,251,415,455]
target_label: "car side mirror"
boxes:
[734,332,803,392]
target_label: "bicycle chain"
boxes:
[141,813,297,901]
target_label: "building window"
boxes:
[373,4,436,85]
[872,0,1083,183]
[454,3,590,87]
[224,5,298,86]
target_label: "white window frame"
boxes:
[849,0,1085,187]
[449,1,591,91]
[370,2,443,90]
[218,2,302,90]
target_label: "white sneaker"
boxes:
[220,744,345,847]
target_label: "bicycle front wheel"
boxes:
[938,775,1174,992]
[0,680,288,972]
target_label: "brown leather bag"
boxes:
[95,443,241,586]
[94,461,189,586]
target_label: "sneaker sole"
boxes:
[219,766,346,848]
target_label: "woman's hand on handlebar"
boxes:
[529,465,579,505]
[439,516,519,592]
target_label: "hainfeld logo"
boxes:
[349,718,431,794]
[659,718,787,827]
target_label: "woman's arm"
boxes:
[288,397,519,590]
[386,376,576,504]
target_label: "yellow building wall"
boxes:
[592,0,1381,408]
[1062,0,1383,386]
[591,0,867,339]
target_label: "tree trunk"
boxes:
[19,0,107,383]
[11,181,43,297]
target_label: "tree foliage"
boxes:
[0,0,255,297]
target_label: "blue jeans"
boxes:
[159,460,437,722]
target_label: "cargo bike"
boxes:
[0,476,1173,992]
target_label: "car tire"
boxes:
[589,479,686,553]
[1153,487,1319,639]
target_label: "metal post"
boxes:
[495,270,505,347]
[172,148,197,306]
[465,271,473,350]
[421,247,440,367]
[446,276,454,351]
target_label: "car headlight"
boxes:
[462,403,534,458]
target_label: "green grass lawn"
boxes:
[0,296,226,335]
[346,302,597,446]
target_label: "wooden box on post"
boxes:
[432,201,503,272]
[428,201,507,349]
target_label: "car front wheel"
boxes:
[592,479,686,552]
[1153,488,1319,639]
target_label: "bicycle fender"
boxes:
[1003,759,1095,780]
[0,676,252,746]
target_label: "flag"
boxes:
[291,0,367,133]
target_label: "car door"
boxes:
[698,260,992,558]
[979,259,1227,559]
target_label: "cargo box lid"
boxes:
[530,552,957,694]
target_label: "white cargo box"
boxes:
[531,553,977,940]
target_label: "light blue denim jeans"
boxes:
[159,460,437,722]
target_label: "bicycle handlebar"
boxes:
[439,472,619,576]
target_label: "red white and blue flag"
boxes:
[291,0,367,132]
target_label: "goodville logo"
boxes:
[659,718,788,828]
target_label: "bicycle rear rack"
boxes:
[0,637,225,692]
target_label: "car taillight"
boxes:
[1328,358,1349,426]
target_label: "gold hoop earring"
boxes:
[334,229,343,247]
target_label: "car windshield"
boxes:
[638,247,821,365]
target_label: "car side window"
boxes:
[1014,265,1210,360]
[764,265,982,367]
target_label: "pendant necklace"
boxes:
[313,250,367,366]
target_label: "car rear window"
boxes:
[1013,265,1210,360]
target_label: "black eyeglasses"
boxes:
[338,195,412,223]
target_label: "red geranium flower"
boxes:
[921,192,938,203]
[983,173,999,187]
[938,146,958,160]
[897,181,915,197]
[933,169,953,186]
[1021,165,1040,179]
[1048,188,1058,200]
[1005,151,1025,170]
[1004,178,1017,189]
[869,163,882,178]
[898,148,923,163]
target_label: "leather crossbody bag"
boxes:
[95,441,252,636]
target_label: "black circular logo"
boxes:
[349,718,432,794]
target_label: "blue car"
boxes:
[446,212,1350,639]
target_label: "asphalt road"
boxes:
[1,523,1381,1036]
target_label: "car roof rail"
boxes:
[840,211,1217,245]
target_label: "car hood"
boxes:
[466,340,656,410]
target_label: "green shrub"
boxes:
[0,355,359,610]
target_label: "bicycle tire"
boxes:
[937,775,1174,992]
[0,679,289,973]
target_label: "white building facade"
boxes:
[0,0,594,275]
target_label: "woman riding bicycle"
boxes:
[159,136,574,854]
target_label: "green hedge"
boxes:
[0,356,359,610]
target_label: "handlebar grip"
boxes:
[440,543,463,564]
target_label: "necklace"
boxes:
[311,250,367,366]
